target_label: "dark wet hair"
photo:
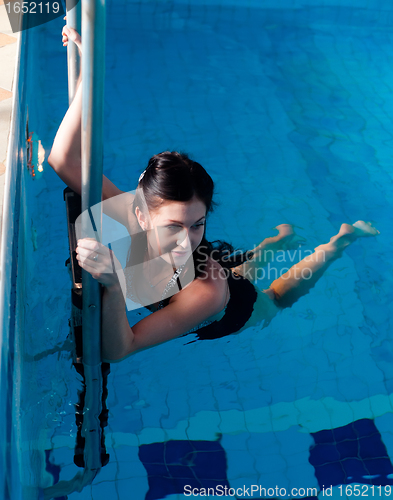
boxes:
[135,151,216,214]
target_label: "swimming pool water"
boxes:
[15,0,393,498]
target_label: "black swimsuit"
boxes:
[189,271,258,340]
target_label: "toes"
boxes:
[352,221,380,236]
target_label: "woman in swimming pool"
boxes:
[49,26,379,362]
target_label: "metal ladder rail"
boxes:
[43,0,106,497]
[66,0,81,105]
[80,0,106,474]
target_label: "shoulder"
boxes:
[172,257,229,314]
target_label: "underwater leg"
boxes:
[268,221,379,309]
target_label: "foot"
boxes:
[352,220,380,237]
[336,220,380,239]
[275,224,307,250]
[327,221,379,253]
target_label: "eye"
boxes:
[166,225,181,232]
[192,222,205,229]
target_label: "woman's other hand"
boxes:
[62,17,82,51]
[76,238,123,289]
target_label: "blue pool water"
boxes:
[16,0,393,498]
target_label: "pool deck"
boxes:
[0,0,18,236]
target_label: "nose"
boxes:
[176,229,190,249]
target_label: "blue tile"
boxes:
[332,422,358,443]
[313,429,335,445]
[145,476,181,500]
[309,444,341,467]
[139,440,229,500]
[354,419,381,439]
[165,441,195,464]
[359,436,389,460]
[314,463,346,487]
[336,440,359,460]
[139,443,166,464]
[311,419,393,488]
[167,466,196,480]
[341,458,370,479]
[363,458,393,477]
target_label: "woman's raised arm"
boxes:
[48,26,136,232]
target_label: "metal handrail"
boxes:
[80,0,106,472]
[66,0,81,104]
[43,1,106,497]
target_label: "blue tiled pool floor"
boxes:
[18,0,393,498]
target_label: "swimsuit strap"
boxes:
[158,264,186,309]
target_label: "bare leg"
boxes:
[232,224,306,281]
[268,221,379,309]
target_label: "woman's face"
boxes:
[145,195,207,267]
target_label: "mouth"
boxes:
[171,249,191,257]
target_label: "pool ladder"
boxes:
[43,0,108,496]
[64,187,110,470]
